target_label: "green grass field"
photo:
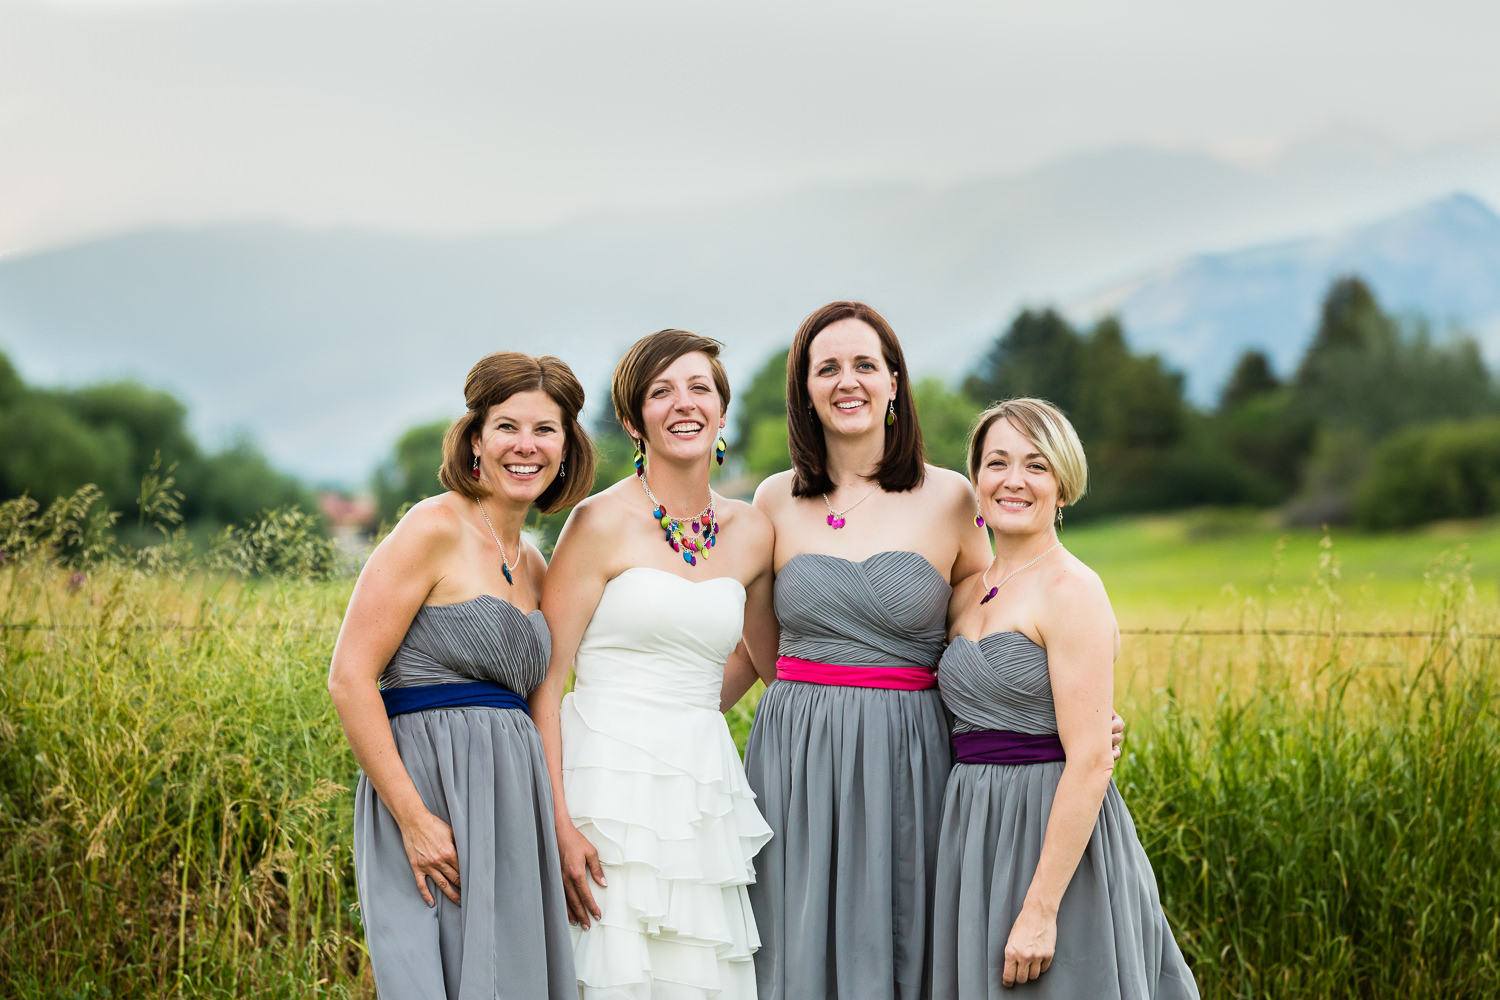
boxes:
[3,511,1498,998]
[1067,510,1500,626]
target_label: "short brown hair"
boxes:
[966,398,1088,507]
[438,352,594,513]
[787,301,925,497]
[610,330,731,446]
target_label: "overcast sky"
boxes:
[4,0,1500,254]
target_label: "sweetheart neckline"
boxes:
[780,549,949,585]
[611,565,748,593]
[421,593,545,620]
[950,630,1045,652]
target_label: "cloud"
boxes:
[3,0,1499,251]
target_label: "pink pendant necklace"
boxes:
[978,542,1061,605]
[822,485,879,529]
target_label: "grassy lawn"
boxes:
[1064,510,1500,628]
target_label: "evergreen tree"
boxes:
[1220,350,1281,412]
[963,309,1082,412]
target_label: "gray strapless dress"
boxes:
[744,551,954,1000]
[931,632,1198,999]
[352,596,575,1000]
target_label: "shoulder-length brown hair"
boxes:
[437,352,595,514]
[787,301,925,497]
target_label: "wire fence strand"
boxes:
[6,622,1500,639]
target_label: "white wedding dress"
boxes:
[561,567,772,1000]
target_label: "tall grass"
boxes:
[1,489,360,998]
[2,488,1497,997]
[1117,551,1500,998]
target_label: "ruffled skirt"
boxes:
[562,688,772,999]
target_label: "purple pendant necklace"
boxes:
[822,485,878,529]
[979,542,1061,605]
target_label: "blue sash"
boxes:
[380,680,530,718]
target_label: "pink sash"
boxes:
[775,654,938,691]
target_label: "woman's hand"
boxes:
[1002,901,1057,987]
[400,808,462,907]
[1110,710,1126,759]
[557,821,606,928]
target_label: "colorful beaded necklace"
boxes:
[640,476,719,566]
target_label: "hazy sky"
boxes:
[4,0,1500,254]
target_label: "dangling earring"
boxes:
[885,398,896,427]
[974,506,985,529]
[558,459,566,479]
[632,439,646,478]
[715,435,727,466]
[1056,506,1064,528]
[471,454,481,480]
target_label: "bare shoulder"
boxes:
[386,494,464,553]
[719,495,774,548]
[559,482,632,543]
[1045,552,1110,611]
[921,465,976,508]
[521,536,549,574]
[752,470,796,514]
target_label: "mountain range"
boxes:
[1071,192,1500,402]
[3,129,1498,483]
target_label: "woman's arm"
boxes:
[533,499,612,928]
[327,503,462,907]
[1002,568,1118,987]
[944,468,993,585]
[720,504,779,710]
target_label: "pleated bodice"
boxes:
[774,550,950,667]
[378,595,549,695]
[938,632,1056,736]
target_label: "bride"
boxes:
[531,329,779,999]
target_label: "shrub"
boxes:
[1354,419,1500,530]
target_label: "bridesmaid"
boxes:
[744,302,991,1000]
[328,352,591,1000]
[930,399,1197,998]
[745,303,1125,1000]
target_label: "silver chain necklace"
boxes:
[979,542,1061,605]
[474,498,518,585]
[821,485,879,529]
[639,475,714,522]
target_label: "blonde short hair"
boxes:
[966,398,1088,507]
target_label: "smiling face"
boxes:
[470,389,566,507]
[628,350,726,466]
[974,417,1062,537]
[805,317,898,439]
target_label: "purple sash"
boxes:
[951,729,1066,765]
